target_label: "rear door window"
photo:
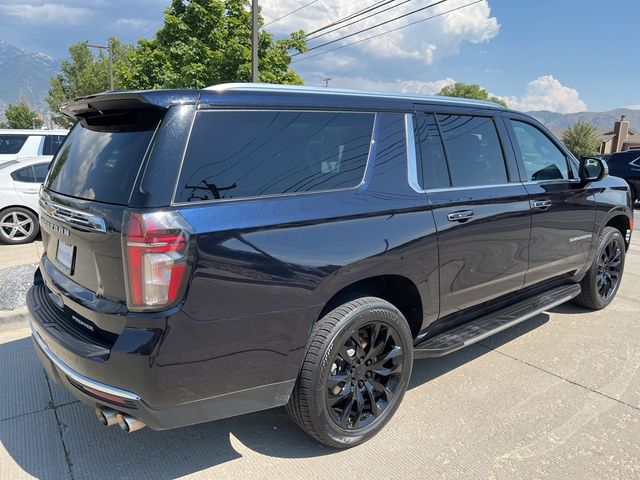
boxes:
[509,120,570,181]
[175,111,375,202]
[46,112,160,205]
[0,135,29,154]
[415,112,449,189]
[436,114,508,187]
[43,135,66,156]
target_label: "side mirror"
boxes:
[579,157,608,182]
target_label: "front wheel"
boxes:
[574,227,626,310]
[287,296,413,448]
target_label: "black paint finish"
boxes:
[28,87,634,430]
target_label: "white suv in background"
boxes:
[0,129,68,163]
[0,156,51,244]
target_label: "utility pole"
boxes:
[87,41,114,90]
[323,77,332,87]
[251,0,259,82]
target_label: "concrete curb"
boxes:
[0,306,29,331]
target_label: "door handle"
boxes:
[447,210,474,222]
[532,200,552,210]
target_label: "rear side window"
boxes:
[33,163,49,182]
[46,112,160,205]
[11,166,36,182]
[0,135,28,154]
[175,111,375,202]
[43,135,66,156]
[415,113,449,189]
[510,120,569,181]
[437,114,508,187]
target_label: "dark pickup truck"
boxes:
[27,84,633,448]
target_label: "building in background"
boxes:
[598,115,640,154]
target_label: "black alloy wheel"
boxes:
[326,322,404,430]
[287,296,413,448]
[575,226,626,310]
[596,236,623,301]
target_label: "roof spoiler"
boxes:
[61,92,158,119]
[60,90,199,119]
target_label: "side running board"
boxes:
[414,284,581,359]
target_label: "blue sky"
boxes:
[0,0,638,112]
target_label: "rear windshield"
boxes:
[45,112,160,205]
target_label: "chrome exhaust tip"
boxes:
[95,407,119,427]
[116,413,146,433]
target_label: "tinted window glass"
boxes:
[0,135,29,154]
[43,135,66,156]
[46,118,158,205]
[176,111,374,202]
[510,120,569,181]
[11,166,36,182]
[415,113,449,188]
[33,163,49,182]
[437,115,508,187]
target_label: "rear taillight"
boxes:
[122,210,194,310]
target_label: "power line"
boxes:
[306,0,396,36]
[264,0,321,27]
[292,0,484,64]
[292,0,449,56]
[307,0,415,41]
[121,15,164,44]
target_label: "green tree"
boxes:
[1,99,43,129]
[437,82,508,108]
[116,0,307,90]
[46,39,128,127]
[561,121,601,158]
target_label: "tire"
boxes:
[287,296,413,448]
[0,207,39,245]
[574,227,625,310]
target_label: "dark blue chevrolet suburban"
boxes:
[27,84,633,448]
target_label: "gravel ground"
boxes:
[0,264,37,311]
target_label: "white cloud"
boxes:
[624,104,640,110]
[261,0,499,65]
[114,18,149,30]
[0,3,90,26]
[497,75,587,113]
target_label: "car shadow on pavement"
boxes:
[1,314,549,480]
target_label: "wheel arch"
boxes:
[316,274,424,338]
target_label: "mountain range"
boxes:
[0,41,57,120]
[0,40,638,131]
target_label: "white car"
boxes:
[0,129,68,164]
[0,156,52,244]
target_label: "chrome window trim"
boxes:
[170,109,378,206]
[630,157,640,167]
[39,197,106,233]
[29,318,141,401]
[406,113,522,194]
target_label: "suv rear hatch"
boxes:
[39,101,164,334]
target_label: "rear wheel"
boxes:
[287,296,413,448]
[0,207,39,245]
[574,227,625,310]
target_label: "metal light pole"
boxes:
[251,0,259,82]
[87,41,114,91]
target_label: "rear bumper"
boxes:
[31,322,294,429]
[27,276,306,430]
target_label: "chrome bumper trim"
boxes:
[29,317,141,402]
